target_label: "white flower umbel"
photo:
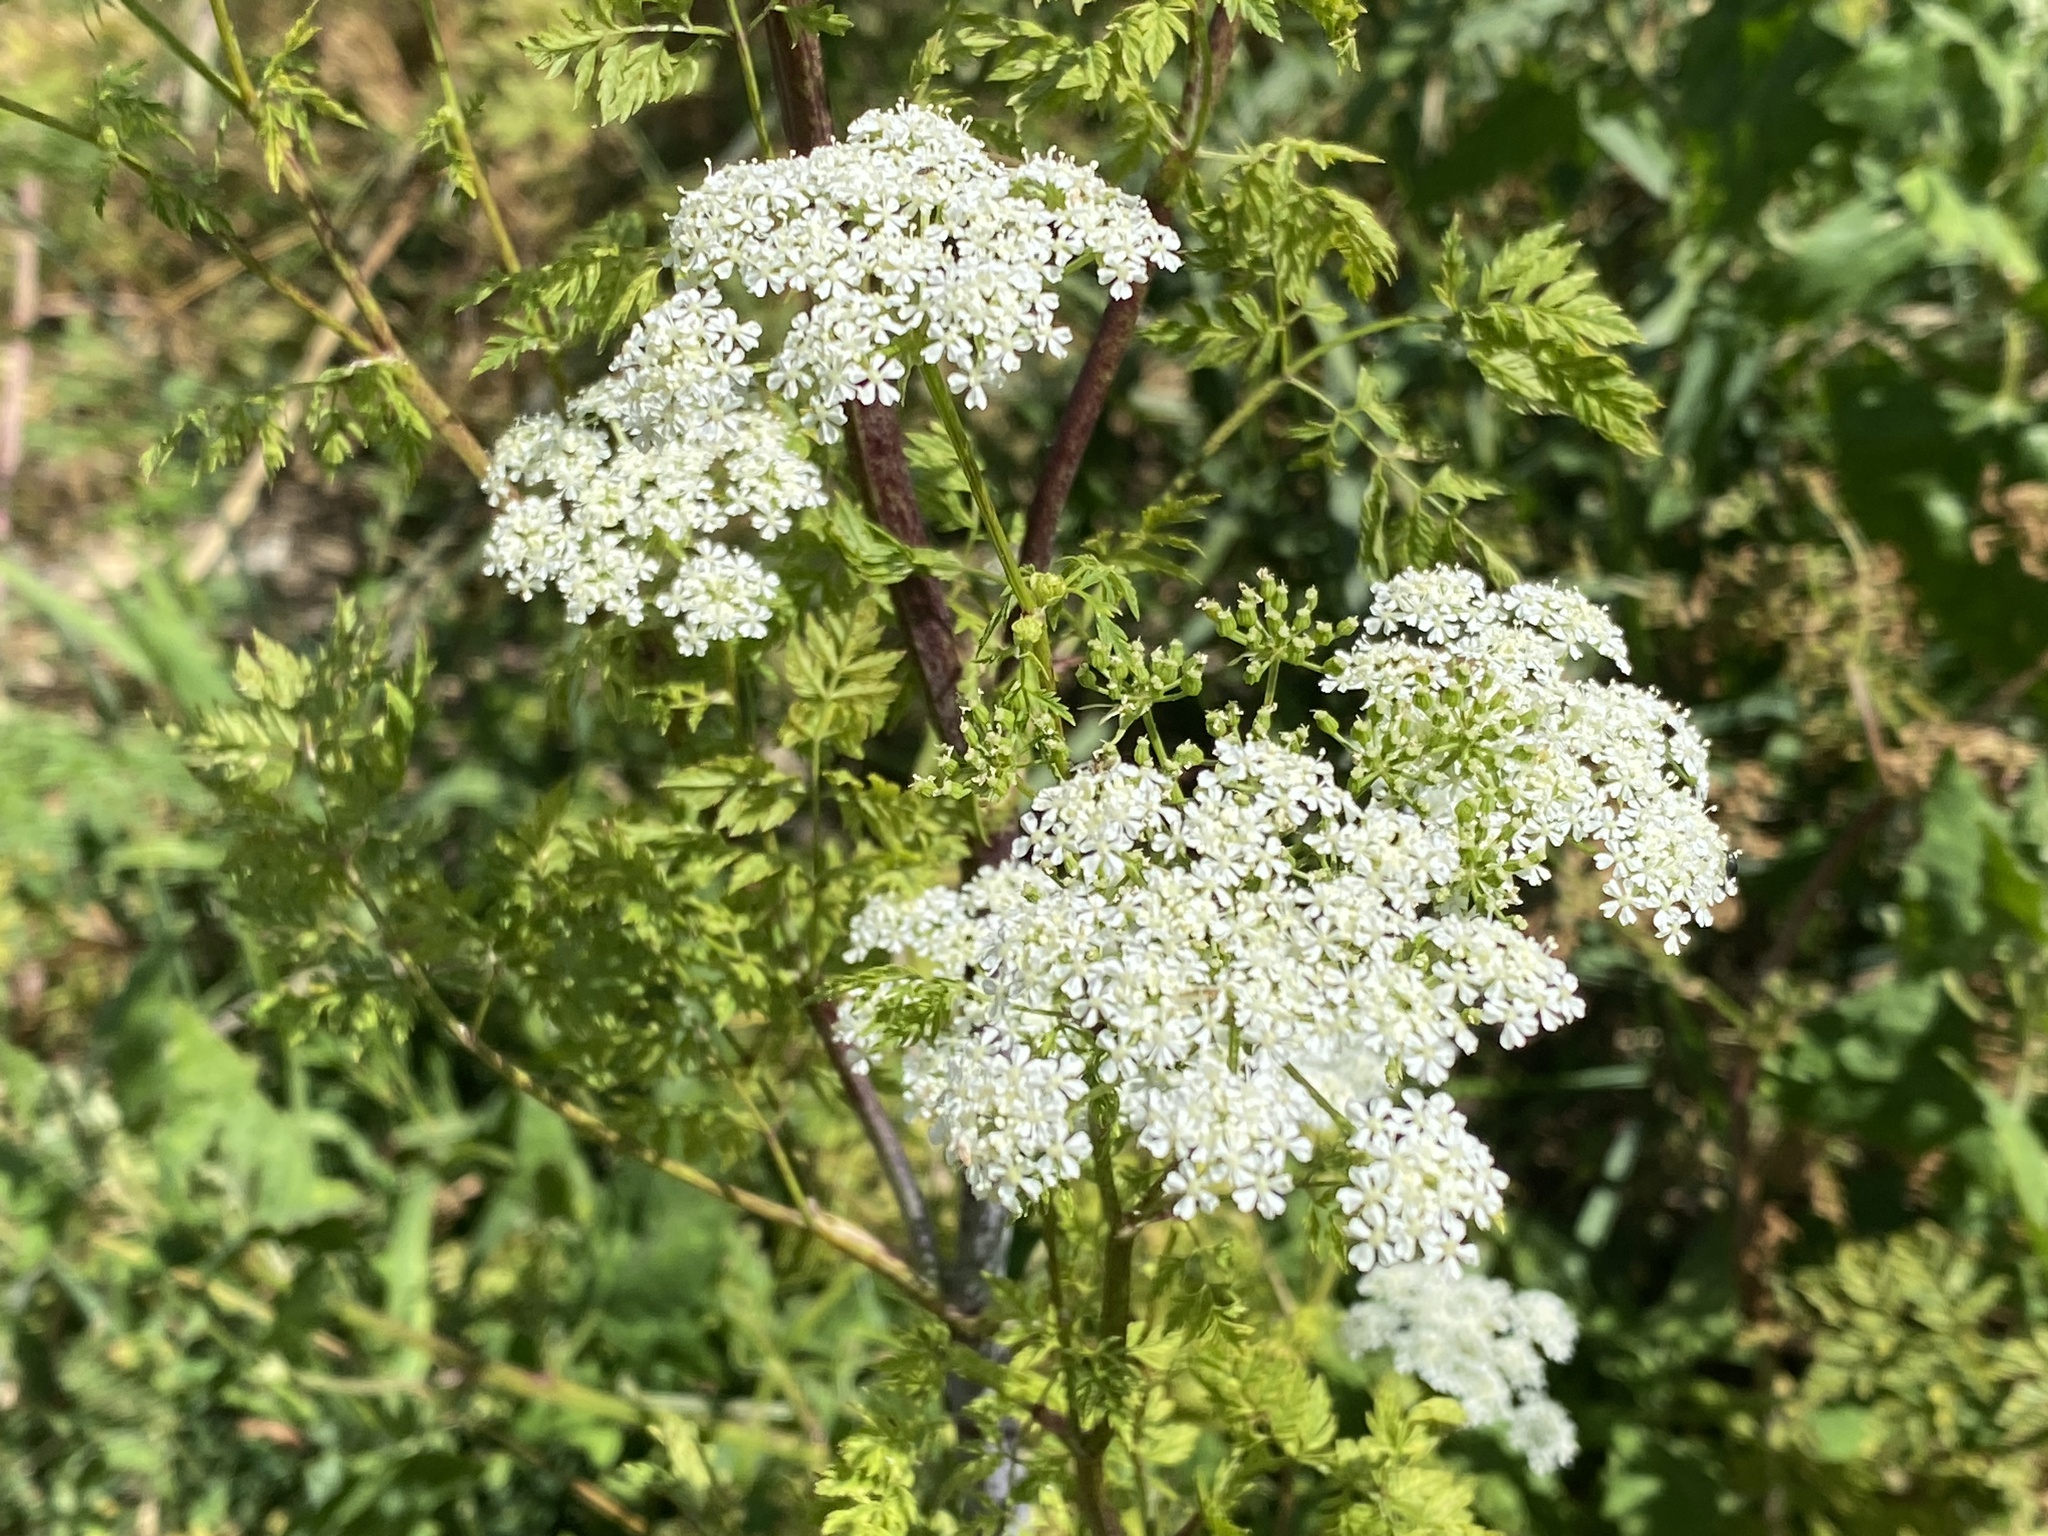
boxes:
[668,102,1181,433]
[1343,1265,1580,1475]
[480,286,824,656]
[483,105,1176,648]
[843,738,1546,1257]
[1326,567,1733,952]
[842,569,1734,1276]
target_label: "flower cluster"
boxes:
[1343,1265,1579,1474]
[482,103,1178,651]
[1326,566,1733,951]
[481,287,823,655]
[844,737,1560,1269]
[841,570,1734,1280]
[669,102,1181,430]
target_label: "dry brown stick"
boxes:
[419,964,976,1335]
[340,857,978,1335]
[154,226,314,317]
[1983,643,2048,719]
[183,175,429,582]
[0,173,41,538]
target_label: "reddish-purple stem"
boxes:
[1019,6,1240,570]
[764,12,965,751]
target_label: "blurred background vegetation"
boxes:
[4,0,2048,1530]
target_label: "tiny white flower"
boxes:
[1343,1263,1580,1474]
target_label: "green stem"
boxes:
[729,1065,813,1214]
[1091,1099,1132,1349]
[88,1231,672,1433]
[1077,1101,1134,1536]
[1142,709,1171,768]
[1165,314,1426,500]
[201,0,491,475]
[207,0,259,106]
[0,94,384,357]
[922,362,1053,678]
[114,0,246,114]
[416,0,516,274]
[724,0,774,156]
[725,640,755,743]
[923,365,1030,605]
[415,0,572,403]
[1042,1207,1084,1416]
[805,738,825,978]
[1283,1063,1356,1138]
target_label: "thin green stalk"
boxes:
[724,0,774,156]
[119,0,434,411]
[1075,1103,1135,1536]
[87,1230,659,1430]
[0,94,379,356]
[923,365,1031,608]
[1090,1099,1132,1348]
[1041,1208,1087,1428]
[922,362,1054,678]
[1283,1063,1356,1138]
[1164,314,1426,500]
[805,738,825,980]
[196,0,490,475]
[207,0,259,105]
[336,861,973,1332]
[730,1067,813,1214]
[1142,709,1171,768]
[726,639,754,742]
[414,0,572,402]
[113,0,246,114]
[415,0,517,274]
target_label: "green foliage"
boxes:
[247,8,368,189]
[145,360,434,483]
[470,209,669,373]
[521,0,716,124]
[6,0,2048,1531]
[1436,223,1661,456]
[1751,1226,2048,1530]
[1327,1382,1488,1536]
[1210,139,1397,305]
[782,603,906,759]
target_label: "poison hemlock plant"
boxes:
[5,1,1762,1532]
